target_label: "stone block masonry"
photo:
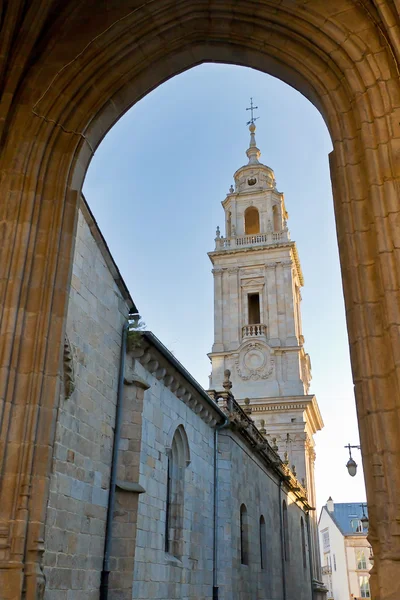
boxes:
[43,207,130,600]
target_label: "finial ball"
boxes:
[224,369,231,379]
[249,122,256,133]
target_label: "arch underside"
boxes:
[0,2,400,599]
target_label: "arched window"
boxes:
[260,515,267,570]
[240,504,249,565]
[282,500,289,562]
[244,206,260,234]
[272,204,281,232]
[300,517,307,569]
[165,425,190,558]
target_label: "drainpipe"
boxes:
[100,318,130,600]
[306,512,314,600]
[213,417,229,600]
[279,481,287,600]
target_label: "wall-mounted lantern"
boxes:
[345,443,361,477]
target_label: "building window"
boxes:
[165,425,190,558]
[359,575,371,598]
[300,517,307,569]
[260,515,267,570]
[351,519,363,533]
[282,500,289,562]
[333,554,336,571]
[244,206,260,234]
[240,504,249,565]
[248,293,261,324]
[356,549,367,570]
[322,528,330,551]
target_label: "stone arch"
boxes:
[165,424,190,558]
[1,2,400,597]
[244,206,261,235]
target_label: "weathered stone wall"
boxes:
[130,358,216,600]
[127,355,312,600]
[218,430,312,600]
[42,207,129,599]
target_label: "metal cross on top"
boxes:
[246,97,259,125]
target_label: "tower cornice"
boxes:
[208,240,304,286]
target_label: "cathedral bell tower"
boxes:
[208,108,326,598]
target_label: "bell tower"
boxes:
[208,108,326,598]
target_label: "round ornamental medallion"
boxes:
[244,347,265,370]
[235,342,274,381]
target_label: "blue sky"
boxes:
[83,63,366,511]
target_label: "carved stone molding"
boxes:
[135,341,221,426]
[63,334,75,400]
[235,342,274,381]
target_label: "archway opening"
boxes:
[2,5,397,598]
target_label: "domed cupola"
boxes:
[233,121,276,193]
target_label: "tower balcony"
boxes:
[242,324,267,339]
[215,229,289,251]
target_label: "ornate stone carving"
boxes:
[235,342,274,381]
[63,334,75,400]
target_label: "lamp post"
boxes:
[345,443,361,477]
[360,503,369,530]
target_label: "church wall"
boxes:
[217,430,312,600]
[130,359,216,600]
[43,207,130,599]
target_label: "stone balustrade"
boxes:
[242,324,267,338]
[214,229,289,250]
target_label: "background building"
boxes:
[318,498,372,600]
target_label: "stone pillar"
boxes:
[228,267,239,349]
[212,269,224,353]
[282,260,297,346]
[109,367,149,600]
[265,264,280,346]
[329,149,400,600]
[0,136,82,599]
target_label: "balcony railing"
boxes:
[242,324,267,338]
[214,229,290,251]
[321,566,332,575]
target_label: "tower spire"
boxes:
[245,98,261,165]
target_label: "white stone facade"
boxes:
[318,499,372,599]
[208,124,325,598]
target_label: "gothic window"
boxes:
[260,515,267,570]
[282,500,290,562]
[240,504,249,565]
[359,575,371,598]
[165,425,190,559]
[248,293,261,324]
[356,550,367,570]
[300,517,307,569]
[244,206,260,234]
